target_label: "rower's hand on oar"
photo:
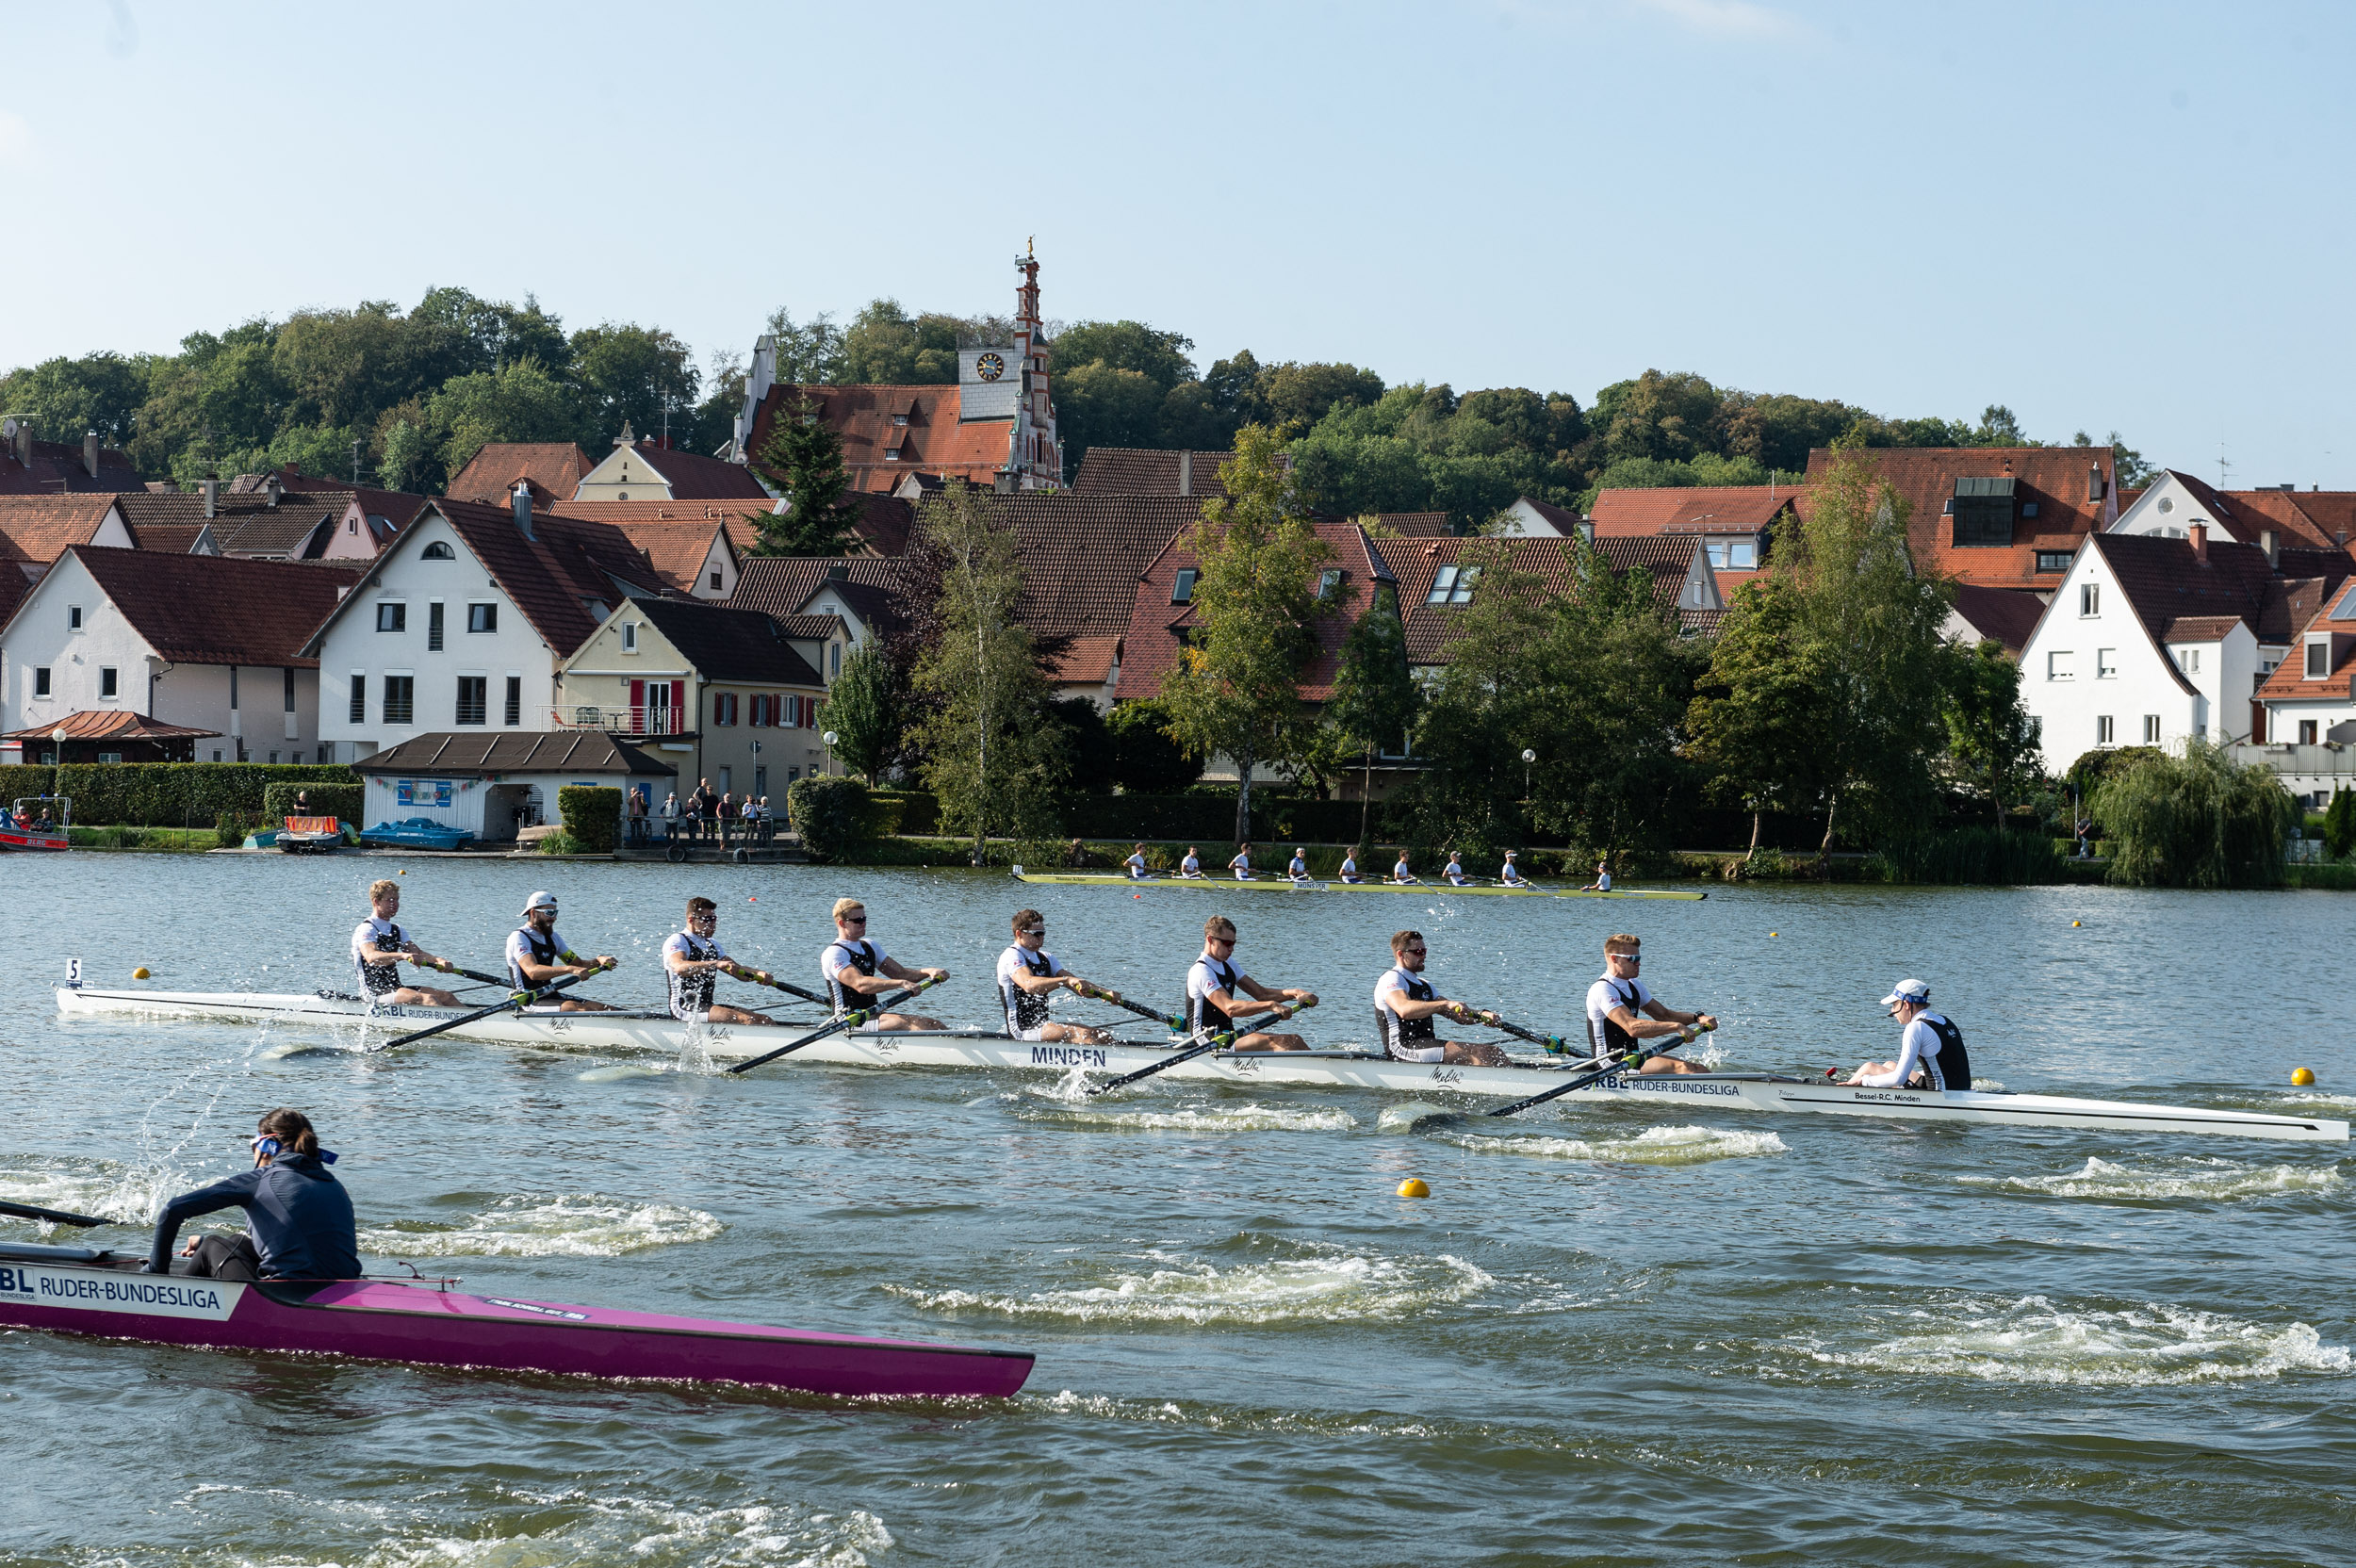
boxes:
[920,967,949,983]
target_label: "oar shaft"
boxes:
[1089,999,1317,1094]
[377,966,599,1051]
[1485,1024,1711,1117]
[1091,991,1184,1030]
[726,976,940,1074]
[0,1198,111,1228]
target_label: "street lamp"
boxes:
[822,730,838,778]
[1521,748,1536,800]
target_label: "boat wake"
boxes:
[0,1158,160,1228]
[1957,1154,2344,1203]
[1778,1292,2352,1386]
[1437,1125,1788,1165]
[1021,1102,1358,1134]
[888,1240,1493,1325]
[358,1193,723,1257]
[170,1484,892,1568]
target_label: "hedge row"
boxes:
[557,786,621,853]
[262,783,366,824]
[0,763,357,826]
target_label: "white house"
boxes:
[2019,528,2274,770]
[352,730,676,844]
[0,546,354,763]
[572,426,773,504]
[305,491,666,761]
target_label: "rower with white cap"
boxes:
[504,890,620,1011]
[1285,847,1311,882]
[1841,978,1972,1091]
[1497,850,1528,887]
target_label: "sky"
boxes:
[3,1,2352,485]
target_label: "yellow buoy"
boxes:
[1398,1177,1430,1198]
[2071,920,2082,927]
[1768,931,1776,938]
[2292,1067,2315,1087]
[398,869,406,875]
[132,967,150,980]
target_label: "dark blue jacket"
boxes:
[146,1153,359,1279]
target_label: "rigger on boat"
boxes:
[51,883,2349,1145]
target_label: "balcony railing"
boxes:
[550,706,689,736]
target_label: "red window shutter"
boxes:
[630,678,645,708]
[672,681,685,730]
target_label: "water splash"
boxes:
[1783,1294,2352,1386]
[0,1158,160,1228]
[358,1193,722,1257]
[1439,1125,1787,1165]
[1023,1102,1357,1133]
[888,1244,1493,1325]
[1957,1155,2342,1202]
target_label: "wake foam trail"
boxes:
[1959,1154,2343,1202]
[888,1244,1493,1325]
[1025,1102,1357,1133]
[0,1158,161,1227]
[359,1193,722,1257]
[1439,1125,1787,1165]
[1784,1293,2351,1386]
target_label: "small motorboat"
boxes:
[0,1239,1033,1399]
[276,814,346,854]
[1,795,71,852]
[358,817,475,851]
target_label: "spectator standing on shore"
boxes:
[660,791,680,844]
[627,789,647,843]
[717,792,738,847]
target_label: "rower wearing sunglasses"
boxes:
[663,896,778,1025]
[1187,914,1317,1052]
[506,890,620,1011]
[1587,933,1714,1074]
[1374,929,1509,1065]
[822,897,947,1031]
[145,1108,358,1282]
[996,908,1118,1045]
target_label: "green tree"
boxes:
[1941,639,2046,827]
[817,642,902,784]
[2091,742,2299,888]
[764,306,848,384]
[909,482,1065,858]
[429,360,585,482]
[746,392,861,556]
[1686,577,1830,859]
[1055,362,1167,472]
[2324,785,2356,860]
[1157,423,1334,842]
[1105,700,1203,792]
[569,322,698,444]
[1777,440,1955,855]
[0,351,148,448]
[1053,320,1196,389]
[1407,542,1551,858]
[839,299,962,385]
[1046,697,1118,793]
[1317,583,1420,841]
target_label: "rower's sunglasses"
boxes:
[843,914,867,923]
[1612,954,1642,965]
[1021,927,1045,936]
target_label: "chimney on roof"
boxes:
[2281,482,2297,493]
[2189,522,2208,563]
[262,472,283,508]
[2087,465,2103,502]
[512,481,534,540]
[201,474,218,520]
[83,431,100,480]
[9,418,30,469]
[1178,451,1193,498]
[993,470,1015,495]
[2261,529,2279,567]
[1577,517,1595,544]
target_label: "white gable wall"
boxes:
[2110,473,2233,543]
[2020,547,2202,770]
[575,445,672,502]
[314,512,559,760]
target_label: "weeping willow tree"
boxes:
[2089,741,2299,888]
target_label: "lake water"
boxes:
[2,853,2350,1566]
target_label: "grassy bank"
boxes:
[64,825,219,853]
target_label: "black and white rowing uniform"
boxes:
[1857,1011,1972,1091]
[662,929,728,1021]
[350,917,414,998]
[1287,854,1310,879]
[995,943,1066,1039]
[822,937,889,1019]
[1372,963,1446,1063]
[1186,951,1245,1038]
[505,923,574,994]
[1584,972,1654,1065]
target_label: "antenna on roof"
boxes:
[351,439,362,486]
[2218,441,2233,491]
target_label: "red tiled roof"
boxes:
[229,465,358,495]
[1511,496,1585,534]
[614,443,772,500]
[2079,533,2278,677]
[2224,486,2356,552]
[1804,446,2117,590]
[0,434,143,496]
[728,557,914,640]
[0,566,30,626]
[1372,512,1453,537]
[1589,485,1796,536]
[1384,536,1700,666]
[1949,582,2045,654]
[445,443,597,505]
[0,709,221,743]
[544,502,743,596]
[2256,583,2356,703]
[0,495,122,563]
[63,547,360,667]
[1042,634,1122,686]
[772,612,847,641]
[2159,613,2245,643]
[125,523,210,554]
[744,384,1014,495]
[1114,520,1396,703]
[1071,449,1253,498]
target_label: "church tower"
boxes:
[955,241,1063,490]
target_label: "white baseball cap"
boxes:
[522,890,560,915]
[1879,977,1930,1006]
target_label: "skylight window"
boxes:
[1428,564,1481,605]
[1170,567,1198,605]
[2333,583,2356,620]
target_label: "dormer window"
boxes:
[421,541,454,560]
[1953,477,2016,547]
[1427,564,1481,604]
[884,447,901,462]
[1705,540,1759,570]
[1170,567,1198,605]
[1317,568,1344,601]
[892,414,908,426]
[2037,551,2072,573]
[2307,639,2331,678]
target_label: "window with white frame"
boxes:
[2179,647,2201,673]
[2306,640,2331,678]
[2143,714,2161,743]
[2080,583,2100,617]
[2096,648,2118,678]
[33,666,50,696]
[377,602,406,632]
[99,667,117,697]
[2097,715,2115,744]
[622,622,638,652]
[2047,650,2074,680]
